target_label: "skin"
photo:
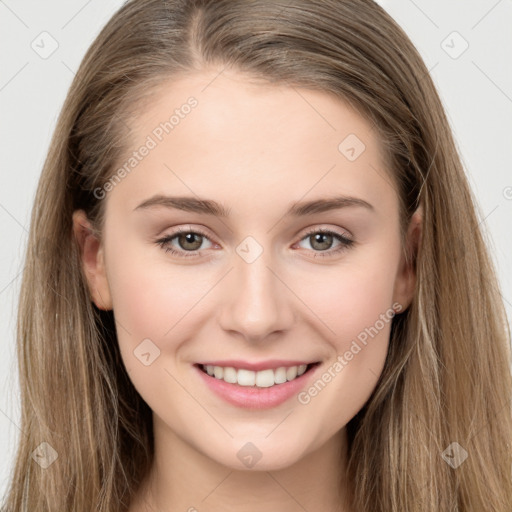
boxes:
[73,68,421,512]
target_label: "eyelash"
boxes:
[155,226,354,259]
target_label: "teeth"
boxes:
[202,363,310,387]
[286,366,298,381]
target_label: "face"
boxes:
[74,68,419,471]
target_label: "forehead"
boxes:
[107,69,397,219]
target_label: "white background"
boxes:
[1,0,511,498]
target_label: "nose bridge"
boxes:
[219,237,294,340]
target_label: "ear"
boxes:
[392,206,422,312]
[72,210,113,310]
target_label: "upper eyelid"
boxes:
[301,225,353,240]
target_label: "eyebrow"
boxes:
[134,194,374,217]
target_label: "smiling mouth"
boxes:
[195,362,320,388]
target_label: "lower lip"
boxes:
[194,363,320,410]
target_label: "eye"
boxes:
[294,227,354,258]
[155,225,355,260]
[155,226,215,258]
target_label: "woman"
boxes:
[3,0,511,511]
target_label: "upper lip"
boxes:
[195,360,319,371]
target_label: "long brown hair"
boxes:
[3,1,511,510]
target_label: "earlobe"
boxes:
[392,206,422,312]
[72,210,113,310]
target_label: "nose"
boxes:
[218,248,296,343]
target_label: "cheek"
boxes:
[296,249,399,349]
[291,248,399,416]
[105,251,210,414]
[103,227,209,375]
[107,255,204,342]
